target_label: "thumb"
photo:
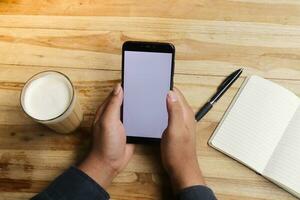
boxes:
[102,84,123,122]
[166,91,184,129]
[124,144,135,164]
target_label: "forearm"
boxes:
[31,167,109,200]
[169,159,205,191]
[169,160,217,200]
[78,153,117,190]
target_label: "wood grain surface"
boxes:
[0,1,299,199]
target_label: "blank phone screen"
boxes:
[123,51,173,139]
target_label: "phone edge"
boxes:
[121,41,175,144]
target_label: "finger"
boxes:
[173,87,195,123]
[94,97,110,123]
[173,87,193,113]
[102,83,123,122]
[125,144,135,158]
[166,91,184,130]
[93,90,114,126]
[121,144,135,169]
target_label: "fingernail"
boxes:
[113,84,121,95]
[168,91,177,102]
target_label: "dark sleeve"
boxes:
[177,185,217,200]
[31,166,110,200]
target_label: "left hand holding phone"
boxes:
[78,83,135,189]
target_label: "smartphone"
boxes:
[121,41,175,143]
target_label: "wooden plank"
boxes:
[1,0,300,26]
[0,130,297,199]
[0,192,36,200]
[0,16,300,79]
[0,147,296,199]
[0,122,284,179]
[0,65,299,125]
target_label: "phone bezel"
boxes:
[121,41,175,144]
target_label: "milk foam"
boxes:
[23,73,73,120]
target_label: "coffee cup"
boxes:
[20,71,83,134]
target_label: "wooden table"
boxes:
[0,1,299,199]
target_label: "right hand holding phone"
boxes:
[161,87,205,191]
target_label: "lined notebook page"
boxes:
[210,76,299,173]
[264,105,300,196]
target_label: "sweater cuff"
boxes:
[70,166,110,198]
[177,185,217,200]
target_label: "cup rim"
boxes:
[20,70,75,122]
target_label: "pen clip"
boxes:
[218,73,234,91]
[217,68,243,91]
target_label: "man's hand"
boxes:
[78,84,134,189]
[161,87,205,191]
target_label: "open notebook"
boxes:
[209,75,300,198]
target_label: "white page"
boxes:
[211,76,299,173]
[264,105,300,196]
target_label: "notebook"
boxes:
[209,75,300,198]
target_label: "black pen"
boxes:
[195,68,243,121]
